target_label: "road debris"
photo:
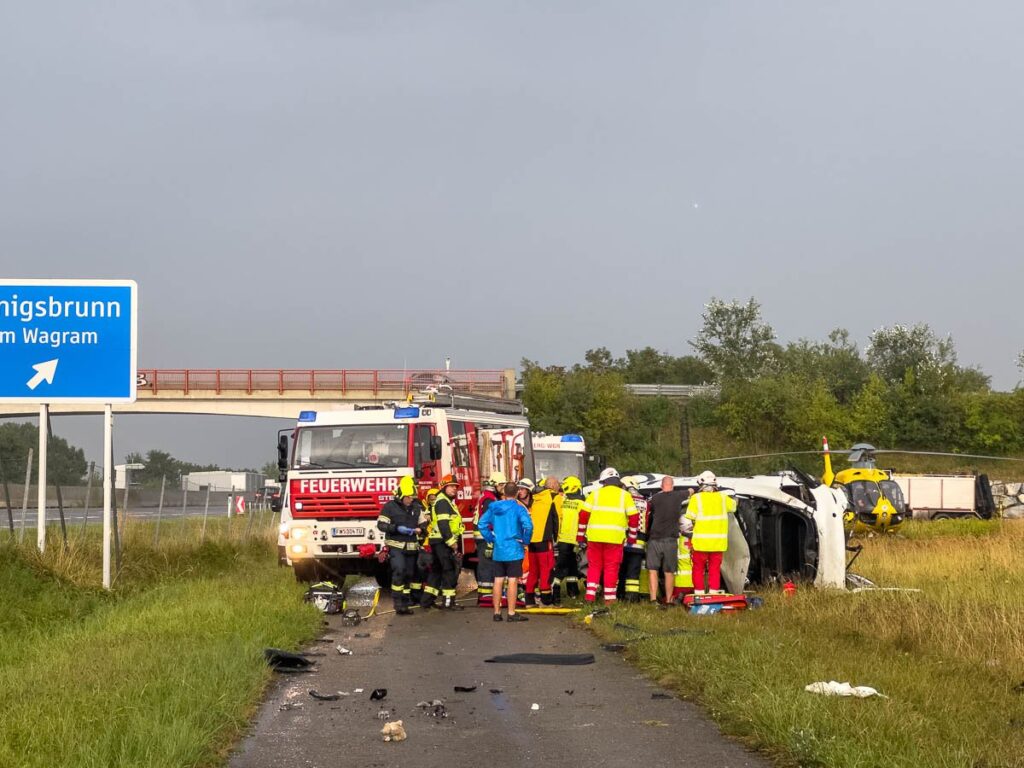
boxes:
[336,646,353,655]
[488,688,503,694]
[564,690,574,696]
[354,688,364,694]
[651,692,673,700]
[264,648,315,673]
[370,688,388,701]
[354,632,371,638]
[642,720,669,727]
[484,653,595,666]
[381,720,406,742]
[377,707,391,721]
[279,702,303,712]
[417,700,448,717]
[530,703,540,711]
[308,690,341,702]
[805,681,887,698]
[601,643,627,652]
[453,685,477,693]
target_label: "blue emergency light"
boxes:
[298,411,317,422]
[561,434,584,443]
[393,407,420,419]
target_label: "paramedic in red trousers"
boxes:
[375,476,425,615]
[473,471,506,607]
[525,476,560,606]
[577,467,638,604]
[681,471,737,593]
[478,482,533,622]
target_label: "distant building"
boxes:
[181,471,262,493]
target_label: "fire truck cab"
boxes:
[277,394,535,583]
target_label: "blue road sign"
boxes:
[0,279,137,403]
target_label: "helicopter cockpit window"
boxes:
[848,481,881,512]
[878,480,906,514]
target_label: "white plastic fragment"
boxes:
[336,646,353,655]
[531,703,540,711]
[805,680,887,698]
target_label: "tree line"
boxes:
[522,298,1024,477]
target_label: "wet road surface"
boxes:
[229,601,768,768]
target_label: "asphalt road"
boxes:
[229,601,767,768]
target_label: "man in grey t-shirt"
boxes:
[645,476,688,604]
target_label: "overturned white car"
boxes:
[631,471,850,591]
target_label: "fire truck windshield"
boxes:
[294,424,411,469]
[535,451,585,482]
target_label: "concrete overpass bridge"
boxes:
[0,369,518,418]
[0,368,717,419]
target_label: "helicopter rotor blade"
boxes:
[870,450,1024,463]
[701,450,848,464]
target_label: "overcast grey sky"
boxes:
[2,1,1023,469]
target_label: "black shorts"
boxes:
[492,560,524,578]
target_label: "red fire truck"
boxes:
[276,393,535,583]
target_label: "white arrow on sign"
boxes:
[26,359,59,390]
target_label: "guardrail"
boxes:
[624,383,719,398]
[136,369,512,397]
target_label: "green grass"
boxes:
[587,519,1024,768]
[0,521,321,768]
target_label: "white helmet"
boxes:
[622,476,640,490]
[697,470,717,487]
[486,470,507,487]
[599,467,620,482]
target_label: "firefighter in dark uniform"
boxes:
[422,474,465,610]
[376,476,426,615]
[409,487,437,605]
[617,476,648,602]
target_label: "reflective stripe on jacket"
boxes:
[473,490,498,540]
[376,498,424,551]
[684,490,736,552]
[579,483,637,545]
[624,492,647,551]
[429,494,464,548]
[674,536,693,589]
[557,494,584,544]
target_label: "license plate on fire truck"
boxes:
[331,526,365,537]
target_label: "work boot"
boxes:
[524,594,537,608]
[506,614,529,623]
[396,606,413,616]
[540,592,554,607]
[551,583,562,604]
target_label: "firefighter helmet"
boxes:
[517,478,536,492]
[486,470,507,488]
[599,467,619,482]
[440,474,458,489]
[697,470,718,487]
[394,476,417,499]
[622,476,640,490]
[561,475,582,494]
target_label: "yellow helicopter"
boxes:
[702,438,1023,536]
[821,438,906,534]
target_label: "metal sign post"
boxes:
[103,405,112,589]
[37,403,48,552]
[0,279,137,587]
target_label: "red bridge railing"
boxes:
[136,369,511,398]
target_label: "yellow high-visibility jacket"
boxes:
[684,490,736,553]
[674,537,693,589]
[557,493,585,544]
[579,484,637,545]
[428,494,464,548]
